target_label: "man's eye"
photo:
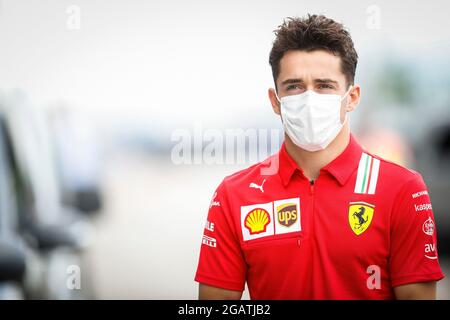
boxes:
[286,84,301,91]
[318,83,334,89]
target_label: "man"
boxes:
[195,14,444,299]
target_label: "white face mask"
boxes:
[276,86,352,152]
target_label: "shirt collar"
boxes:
[278,142,301,187]
[278,134,363,187]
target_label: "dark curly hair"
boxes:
[269,14,358,87]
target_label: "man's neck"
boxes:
[284,124,351,181]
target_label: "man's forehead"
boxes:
[280,49,341,66]
[278,50,343,82]
[278,51,345,83]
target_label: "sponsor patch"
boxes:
[249,179,266,193]
[274,198,301,235]
[209,192,220,209]
[205,220,214,232]
[414,203,432,212]
[348,202,375,235]
[245,208,271,234]
[202,235,217,248]
[424,243,438,260]
[240,202,274,241]
[412,190,429,199]
[422,217,435,236]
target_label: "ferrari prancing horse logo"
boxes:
[348,202,375,235]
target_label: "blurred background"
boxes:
[0,0,449,299]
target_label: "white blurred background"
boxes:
[0,0,449,299]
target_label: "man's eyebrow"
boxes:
[280,78,339,86]
[315,78,339,84]
[280,78,304,85]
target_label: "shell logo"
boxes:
[244,208,271,235]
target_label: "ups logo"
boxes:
[276,203,298,227]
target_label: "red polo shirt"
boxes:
[195,135,444,299]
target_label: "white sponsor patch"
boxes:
[209,192,220,209]
[422,217,435,236]
[414,203,432,212]
[205,220,214,232]
[240,202,274,241]
[412,190,429,199]
[202,235,217,248]
[425,243,438,260]
[249,179,266,193]
[425,243,436,253]
[273,198,301,235]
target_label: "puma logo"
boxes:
[249,179,266,193]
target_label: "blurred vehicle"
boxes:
[0,115,26,299]
[47,106,103,215]
[0,91,95,299]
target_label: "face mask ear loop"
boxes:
[341,84,353,102]
[274,89,287,125]
[274,89,281,104]
[341,85,353,125]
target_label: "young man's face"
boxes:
[269,49,360,123]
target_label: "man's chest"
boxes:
[231,177,391,264]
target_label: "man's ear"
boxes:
[268,88,281,115]
[346,84,361,112]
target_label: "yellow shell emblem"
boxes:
[244,208,271,235]
[348,202,375,235]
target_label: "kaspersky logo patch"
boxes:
[274,198,301,234]
[241,202,274,241]
[348,202,375,235]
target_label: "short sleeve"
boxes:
[194,182,246,291]
[389,173,445,287]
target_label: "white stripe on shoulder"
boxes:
[367,158,380,195]
[354,152,369,194]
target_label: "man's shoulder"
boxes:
[365,150,423,188]
[218,153,279,192]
